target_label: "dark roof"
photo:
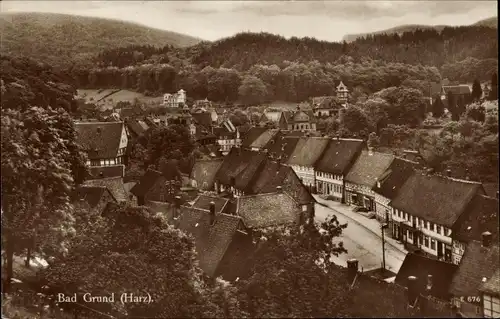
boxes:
[317,96,343,110]
[233,152,268,191]
[479,269,500,296]
[287,137,330,167]
[130,169,163,197]
[442,85,471,95]
[372,158,417,200]
[84,176,128,202]
[449,241,499,296]
[391,173,483,227]
[264,134,301,162]
[314,138,365,175]
[235,192,301,228]
[190,159,224,190]
[74,121,124,160]
[191,112,213,129]
[119,107,144,118]
[482,182,499,198]
[214,148,266,187]
[241,127,268,148]
[177,207,241,277]
[192,195,229,214]
[453,194,499,243]
[345,151,395,187]
[74,185,115,208]
[395,253,458,300]
[88,165,125,179]
[126,119,147,136]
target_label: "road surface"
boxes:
[315,203,406,274]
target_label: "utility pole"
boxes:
[381,223,388,272]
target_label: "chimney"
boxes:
[446,169,452,177]
[407,276,419,307]
[99,172,104,178]
[482,231,492,247]
[347,259,359,284]
[209,201,216,225]
[276,186,283,193]
[230,176,236,187]
[402,154,407,159]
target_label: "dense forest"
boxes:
[69,25,498,103]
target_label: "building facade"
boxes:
[163,89,186,108]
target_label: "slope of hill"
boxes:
[473,16,497,28]
[343,16,497,42]
[0,12,203,68]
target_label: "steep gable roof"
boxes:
[177,207,241,277]
[391,173,483,227]
[74,121,124,160]
[314,138,365,175]
[192,195,229,214]
[191,112,213,129]
[214,148,266,187]
[264,134,301,162]
[345,151,395,188]
[372,157,418,200]
[395,253,458,300]
[449,241,499,296]
[84,176,128,202]
[74,185,116,209]
[241,127,269,148]
[125,119,147,137]
[287,137,330,167]
[190,159,223,190]
[479,269,500,296]
[235,192,302,229]
[248,129,279,149]
[453,194,499,243]
[129,169,163,197]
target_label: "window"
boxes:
[424,236,429,247]
[429,222,434,231]
[398,210,401,218]
[420,219,424,228]
[431,239,436,250]
[483,295,500,318]
[409,231,413,240]
[403,212,407,220]
[436,225,442,235]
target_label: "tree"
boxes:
[464,103,486,122]
[1,107,87,292]
[471,79,483,101]
[41,203,243,318]
[339,106,371,138]
[238,76,268,106]
[374,87,427,127]
[447,91,459,121]
[235,216,349,318]
[431,96,445,118]
[489,73,498,100]
[361,98,390,133]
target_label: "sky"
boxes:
[1,1,497,42]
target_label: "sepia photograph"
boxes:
[0,0,498,318]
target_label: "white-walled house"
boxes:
[314,138,365,202]
[213,119,241,155]
[390,172,485,262]
[162,89,186,108]
[75,121,128,167]
[285,137,330,190]
[344,150,394,211]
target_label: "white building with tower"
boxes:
[163,89,186,108]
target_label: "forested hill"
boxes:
[0,12,203,68]
[342,16,497,42]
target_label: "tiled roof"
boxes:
[88,165,125,179]
[84,176,128,202]
[314,138,365,175]
[443,85,471,95]
[177,207,242,277]
[214,148,265,187]
[453,194,499,243]
[449,241,499,296]
[345,151,395,187]
[74,121,124,160]
[191,112,213,129]
[248,129,279,149]
[372,158,417,200]
[125,119,147,136]
[287,137,330,167]
[129,169,163,197]
[391,173,482,227]
[236,192,301,229]
[233,152,268,192]
[241,127,269,148]
[190,159,224,190]
[395,253,458,300]
[317,97,343,110]
[482,182,498,198]
[311,96,335,106]
[264,134,301,162]
[479,269,500,296]
[74,185,115,208]
[192,195,229,214]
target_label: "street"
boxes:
[314,201,407,275]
